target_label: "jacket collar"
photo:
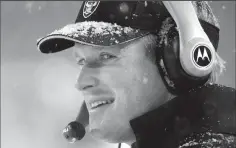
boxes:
[129,84,236,148]
[129,93,195,148]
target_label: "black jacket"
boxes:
[130,84,236,148]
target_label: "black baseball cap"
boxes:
[37,1,171,53]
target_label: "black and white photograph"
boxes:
[1,1,236,148]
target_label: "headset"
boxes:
[62,1,219,147]
[156,2,219,95]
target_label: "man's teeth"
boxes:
[91,100,113,109]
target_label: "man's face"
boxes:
[72,36,169,143]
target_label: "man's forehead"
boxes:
[72,37,145,57]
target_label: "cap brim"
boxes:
[37,21,150,53]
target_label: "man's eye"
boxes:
[100,53,116,61]
[77,58,86,65]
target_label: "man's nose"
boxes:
[75,67,99,91]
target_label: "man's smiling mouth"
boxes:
[90,99,114,109]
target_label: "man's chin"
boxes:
[89,127,121,143]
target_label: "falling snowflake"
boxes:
[25,1,34,13]
[143,77,148,84]
[222,5,226,10]
[144,1,148,7]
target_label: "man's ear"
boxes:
[76,101,89,128]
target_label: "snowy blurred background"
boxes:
[1,1,235,148]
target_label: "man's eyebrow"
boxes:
[101,39,138,53]
[72,44,104,59]
[72,40,138,58]
[78,44,104,51]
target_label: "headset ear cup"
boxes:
[163,27,180,81]
[76,101,89,127]
[162,27,189,92]
[162,26,210,94]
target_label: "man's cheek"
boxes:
[99,68,134,88]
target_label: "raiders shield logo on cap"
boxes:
[83,1,100,18]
